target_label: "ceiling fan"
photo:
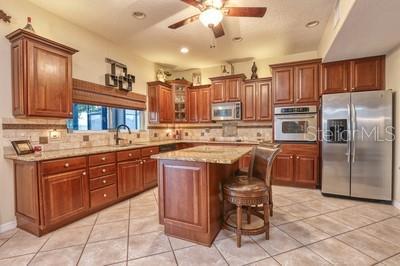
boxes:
[168,0,267,38]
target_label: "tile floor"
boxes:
[0,186,400,265]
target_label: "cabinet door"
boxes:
[159,86,173,123]
[242,83,256,120]
[239,152,252,171]
[188,89,199,122]
[42,169,89,226]
[321,61,349,94]
[117,160,143,197]
[27,41,72,118]
[350,56,384,92]
[256,81,272,121]
[147,86,159,123]
[294,155,318,186]
[294,63,319,103]
[143,157,158,189]
[273,67,294,105]
[226,78,241,102]
[198,87,211,122]
[272,154,294,183]
[211,80,225,103]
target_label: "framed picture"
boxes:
[11,140,34,155]
[192,72,201,86]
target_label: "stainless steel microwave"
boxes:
[211,102,241,121]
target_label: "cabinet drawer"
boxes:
[41,156,87,176]
[141,146,159,157]
[89,174,117,190]
[117,149,141,162]
[89,153,116,166]
[90,184,117,208]
[89,163,116,178]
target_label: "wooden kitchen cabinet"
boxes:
[188,88,199,122]
[6,29,78,118]
[242,78,272,121]
[169,79,191,122]
[117,160,143,197]
[143,158,158,189]
[272,143,319,188]
[271,59,321,106]
[198,86,211,122]
[320,61,349,94]
[147,81,173,123]
[210,74,246,103]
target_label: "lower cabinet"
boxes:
[117,160,144,197]
[272,144,319,188]
[143,157,158,189]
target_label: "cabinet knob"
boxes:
[140,161,143,164]
[102,180,107,184]
[290,156,293,159]
[64,163,70,168]
[101,157,106,161]
[69,112,72,115]
[103,193,107,198]
[150,150,153,153]
[102,169,106,173]
[82,171,86,176]
[143,160,146,163]
[297,156,300,159]
[128,153,132,157]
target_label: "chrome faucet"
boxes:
[115,124,131,145]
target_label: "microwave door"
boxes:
[212,107,233,120]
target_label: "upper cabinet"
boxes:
[147,81,173,124]
[271,59,320,106]
[210,74,246,103]
[6,29,78,118]
[169,80,191,123]
[242,78,272,121]
[321,55,385,94]
[188,85,211,123]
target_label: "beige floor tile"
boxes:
[309,238,376,265]
[346,205,392,222]
[175,245,227,266]
[96,208,130,224]
[0,254,35,266]
[41,225,92,251]
[215,236,269,266]
[319,196,362,209]
[0,228,18,240]
[272,195,295,207]
[279,204,321,219]
[64,214,98,229]
[360,221,400,246]
[278,190,321,203]
[128,251,176,265]
[168,236,197,250]
[130,197,156,207]
[272,185,304,195]
[109,263,127,266]
[326,208,375,228]
[270,208,300,226]
[278,221,330,245]
[30,245,83,266]
[366,203,400,216]
[215,229,236,241]
[303,215,353,236]
[0,231,49,259]
[336,230,400,261]
[251,227,302,256]
[274,247,331,266]
[381,217,400,230]
[377,254,400,266]
[129,215,163,235]
[130,204,158,219]
[301,200,340,213]
[0,240,4,247]
[128,231,171,260]
[79,237,127,266]
[88,220,129,243]
[248,257,280,266]
[105,200,130,211]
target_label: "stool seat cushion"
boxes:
[223,176,268,197]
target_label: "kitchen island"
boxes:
[151,145,253,246]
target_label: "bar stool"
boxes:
[223,145,280,247]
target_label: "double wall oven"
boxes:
[274,106,318,142]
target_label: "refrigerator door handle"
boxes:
[346,104,351,163]
[351,103,356,163]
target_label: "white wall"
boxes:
[0,0,155,227]
[386,44,400,206]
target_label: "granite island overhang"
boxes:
[151,145,253,246]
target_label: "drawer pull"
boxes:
[82,171,86,176]
[128,153,132,157]
[103,193,107,198]
[102,180,107,184]
[297,156,300,159]
[140,161,143,164]
[150,150,153,152]
[64,163,70,168]
[102,169,107,173]
[101,157,106,161]
[143,160,146,163]
[290,156,293,159]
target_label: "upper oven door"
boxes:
[274,114,318,142]
[212,103,238,121]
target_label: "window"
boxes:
[67,103,143,131]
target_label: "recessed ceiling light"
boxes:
[232,37,243,42]
[305,20,319,28]
[132,11,146,20]
[180,47,189,54]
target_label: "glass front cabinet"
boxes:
[169,80,192,123]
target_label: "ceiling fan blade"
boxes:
[223,7,267,17]
[181,0,205,10]
[212,23,225,38]
[168,14,200,29]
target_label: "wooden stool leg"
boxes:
[236,205,242,247]
[264,203,270,240]
[247,206,251,224]
[269,187,273,217]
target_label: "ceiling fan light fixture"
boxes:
[180,47,189,54]
[199,7,223,28]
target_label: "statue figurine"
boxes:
[251,62,258,79]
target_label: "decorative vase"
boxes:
[251,62,258,79]
[23,17,35,33]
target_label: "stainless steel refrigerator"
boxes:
[321,90,393,201]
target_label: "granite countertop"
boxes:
[151,145,253,164]
[4,139,261,162]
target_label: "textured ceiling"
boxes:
[29,0,336,69]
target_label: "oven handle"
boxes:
[275,115,316,120]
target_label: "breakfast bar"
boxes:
[151,145,253,246]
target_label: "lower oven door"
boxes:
[274,114,318,142]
